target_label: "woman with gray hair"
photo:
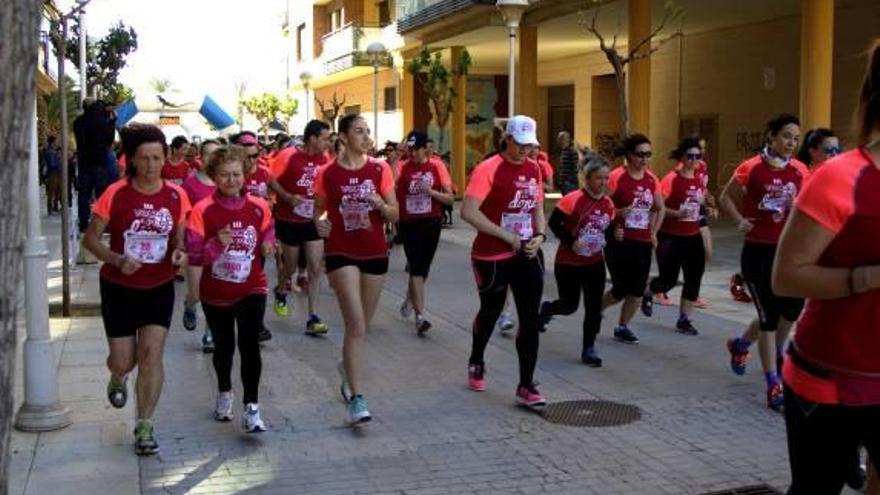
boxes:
[539,151,618,366]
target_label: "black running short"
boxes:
[606,237,653,300]
[325,255,389,275]
[100,278,174,338]
[741,241,804,331]
[276,219,320,246]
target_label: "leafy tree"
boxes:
[52,20,138,105]
[149,78,173,94]
[44,76,80,136]
[406,47,471,153]
[241,92,299,137]
[581,0,682,135]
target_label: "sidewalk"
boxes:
[10,208,851,494]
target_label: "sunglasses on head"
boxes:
[633,151,652,159]
[823,146,841,156]
[686,152,703,160]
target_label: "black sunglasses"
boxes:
[686,152,703,160]
[247,153,260,159]
[633,151,653,159]
[822,146,841,156]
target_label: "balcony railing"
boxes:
[320,22,394,75]
[397,0,495,33]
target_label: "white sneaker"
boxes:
[242,403,266,433]
[400,299,412,319]
[337,361,352,404]
[497,312,515,334]
[214,391,234,421]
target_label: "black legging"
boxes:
[543,261,606,349]
[649,232,705,301]
[203,294,266,404]
[470,252,544,388]
[400,218,442,278]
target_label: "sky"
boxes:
[56,0,299,120]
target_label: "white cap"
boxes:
[505,115,539,146]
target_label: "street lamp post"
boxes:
[300,70,313,122]
[496,0,529,117]
[366,41,387,145]
[77,1,87,104]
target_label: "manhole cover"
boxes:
[541,400,641,427]
[700,485,782,495]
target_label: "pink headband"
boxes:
[237,134,258,146]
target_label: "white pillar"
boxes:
[79,9,87,104]
[15,101,72,432]
[507,26,516,117]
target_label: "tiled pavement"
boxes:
[12,211,848,495]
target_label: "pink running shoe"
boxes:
[655,293,674,306]
[516,384,546,407]
[693,297,710,309]
[468,363,486,392]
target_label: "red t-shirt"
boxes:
[396,158,452,222]
[465,155,544,260]
[733,155,810,244]
[658,170,705,236]
[608,166,659,243]
[187,158,202,172]
[537,151,554,184]
[243,165,271,199]
[314,158,395,260]
[181,174,216,209]
[272,150,330,223]
[161,159,192,186]
[783,148,880,406]
[188,194,273,306]
[675,160,709,189]
[92,179,191,289]
[554,190,615,266]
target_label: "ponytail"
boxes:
[856,39,880,145]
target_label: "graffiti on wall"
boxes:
[736,130,765,154]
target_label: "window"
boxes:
[329,7,345,32]
[383,86,397,112]
[296,23,306,61]
[378,0,394,27]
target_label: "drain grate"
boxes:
[541,400,641,427]
[700,485,782,495]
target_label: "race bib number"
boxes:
[211,252,253,284]
[575,231,606,257]
[760,194,788,214]
[406,194,432,215]
[680,202,701,222]
[501,212,533,240]
[340,202,371,232]
[123,231,169,264]
[625,208,650,230]
[294,199,315,219]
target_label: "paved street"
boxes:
[11,209,842,495]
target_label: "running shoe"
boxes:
[305,315,328,336]
[729,273,752,303]
[497,313,515,334]
[516,383,546,408]
[258,326,273,343]
[767,382,784,412]
[242,403,266,433]
[415,316,432,336]
[468,363,486,392]
[183,301,198,331]
[348,395,372,425]
[296,273,309,292]
[214,391,234,422]
[726,338,750,376]
[693,297,710,309]
[399,299,412,319]
[640,293,654,317]
[107,374,128,409]
[337,361,352,404]
[538,301,553,333]
[202,331,215,354]
[613,326,640,344]
[655,293,674,306]
[274,290,289,317]
[676,316,699,336]
[134,420,159,456]
[581,347,603,367]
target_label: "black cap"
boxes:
[405,130,429,149]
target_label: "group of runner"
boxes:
[79,42,880,495]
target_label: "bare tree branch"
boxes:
[624,30,682,64]
[626,5,676,61]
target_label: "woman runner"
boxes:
[314,114,398,424]
[602,134,665,345]
[461,115,547,408]
[772,41,880,494]
[161,135,192,186]
[83,124,191,456]
[720,113,810,411]
[395,130,454,334]
[643,137,709,335]
[797,128,841,170]
[539,151,615,366]
[186,145,275,433]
